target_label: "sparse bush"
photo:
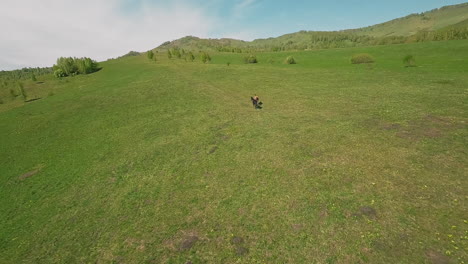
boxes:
[187,52,195,62]
[167,50,172,59]
[351,53,375,64]
[200,52,211,63]
[0,98,3,104]
[17,82,27,101]
[31,73,37,82]
[10,89,18,97]
[54,69,66,78]
[403,55,416,67]
[169,48,181,59]
[147,50,154,60]
[53,57,98,77]
[285,56,296,64]
[76,58,98,74]
[227,62,231,66]
[244,54,258,64]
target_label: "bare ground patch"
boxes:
[425,249,451,264]
[19,169,40,180]
[230,235,249,256]
[164,230,201,252]
[352,206,377,219]
[179,236,199,251]
[389,114,465,141]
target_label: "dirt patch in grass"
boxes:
[425,249,450,264]
[235,246,249,256]
[395,114,464,141]
[164,230,201,252]
[19,169,40,180]
[231,236,244,245]
[359,206,377,218]
[179,236,199,251]
[230,235,249,256]
[352,206,377,219]
[208,146,218,154]
[319,209,329,221]
[291,224,304,232]
[125,238,146,252]
[381,123,401,131]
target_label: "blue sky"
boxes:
[0,0,466,70]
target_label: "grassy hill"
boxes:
[158,3,468,52]
[1,40,467,263]
[350,3,468,37]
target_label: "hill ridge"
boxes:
[156,3,468,52]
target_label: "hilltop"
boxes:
[349,2,468,37]
[157,3,468,52]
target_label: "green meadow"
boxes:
[1,40,467,263]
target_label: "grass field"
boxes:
[1,40,467,264]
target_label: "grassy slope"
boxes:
[1,40,467,263]
[352,3,468,37]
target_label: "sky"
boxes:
[0,0,466,70]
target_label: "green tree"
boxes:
[200,52,211,63]
[147,50,154,60]
[187,52,195,62]
[403,55,416,67]
[285,56,296,64]
[244,54,258,64]
[17,82,27,101]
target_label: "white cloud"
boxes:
[232,0,260,19]
[0,0,217,70]
[235,0,257,10]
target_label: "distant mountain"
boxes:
[156,3,468,52]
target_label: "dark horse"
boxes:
[250,97,262,109]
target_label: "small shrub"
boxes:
[285,56,296,64]
[200,52,211,63]
[31,73,37,82]
[48,91,55,96]
[227,62,231,66]
[147,50,154,60]
[17,82,27,101]
[0,98,4,104]
[403,55,416,67]
[54,69,66,78]
[351,53,375,64]
[10,89,18,97]
[167,50,172,59]
[268,59,275,64]
[244,54,258,64]
[187,52,195,62]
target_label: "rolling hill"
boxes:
[157,3,468,52]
